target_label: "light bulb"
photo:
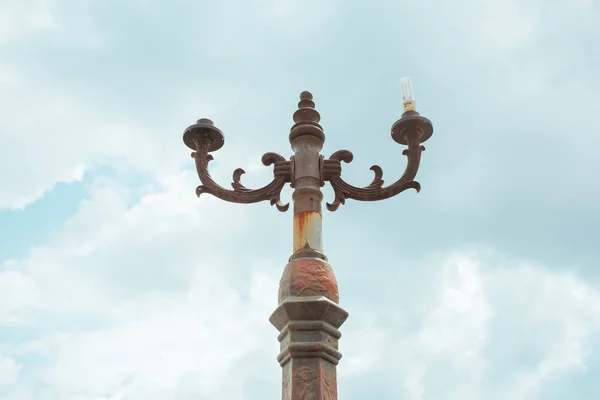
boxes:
[400,77,416,112]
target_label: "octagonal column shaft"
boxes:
[270,92,348,400]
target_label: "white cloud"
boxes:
[487,263,600,399]
[1,170,256,312]
[0,75,190,209]
[383,253,600,400]
[395,255,491,400]
[0,63,273,210]
[2,172,600,399]
[0,0,58,43]
[1,0,599,398]
[0,172,281,399]
[0,355,21,388]
[339,310,388,379]
[0,0,294,211]
[252,0,340,33]
[0,270,38,325]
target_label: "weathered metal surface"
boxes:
[391,110,433,145]
[289,91,325,258]
[271,94,348,399]
[289,91,325,143]
[270,296,348,400]
[182,88,435,399]
[289,358,337,400]
[183,118,225,152]
[277,258,339,304]
[184,119,293,211]
[322,141,424,211]
[293,210,323,253]
[321,109,433,211]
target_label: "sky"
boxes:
[0,0,599,399]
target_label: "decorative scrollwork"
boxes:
[192,137,291,212]
[323,133,425,211]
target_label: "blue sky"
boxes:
[1,0,599,399]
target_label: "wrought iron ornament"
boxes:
[183,92,433,211]
[184,118,292,211]
[183,85,434,400]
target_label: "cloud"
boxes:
[0,355,21,388]
[0,269,38,325]
[380,252,600,400]
[339,309,389,379]
[0,0,58,43]
[1,0,600,398]
[486,261,600,399]
[0,0,315,211]
[0,173,276,398]
[2,171,600,399]
[393,255,492,400]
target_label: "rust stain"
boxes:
[294,210,313,237]
[293,210,320,252]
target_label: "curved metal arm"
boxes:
[323,133,425,211]
[192,137,291,212]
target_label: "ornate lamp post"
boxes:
[182,78,433,399]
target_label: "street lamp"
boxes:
[183,79,434,399]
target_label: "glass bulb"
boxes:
[400,77,416,112]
